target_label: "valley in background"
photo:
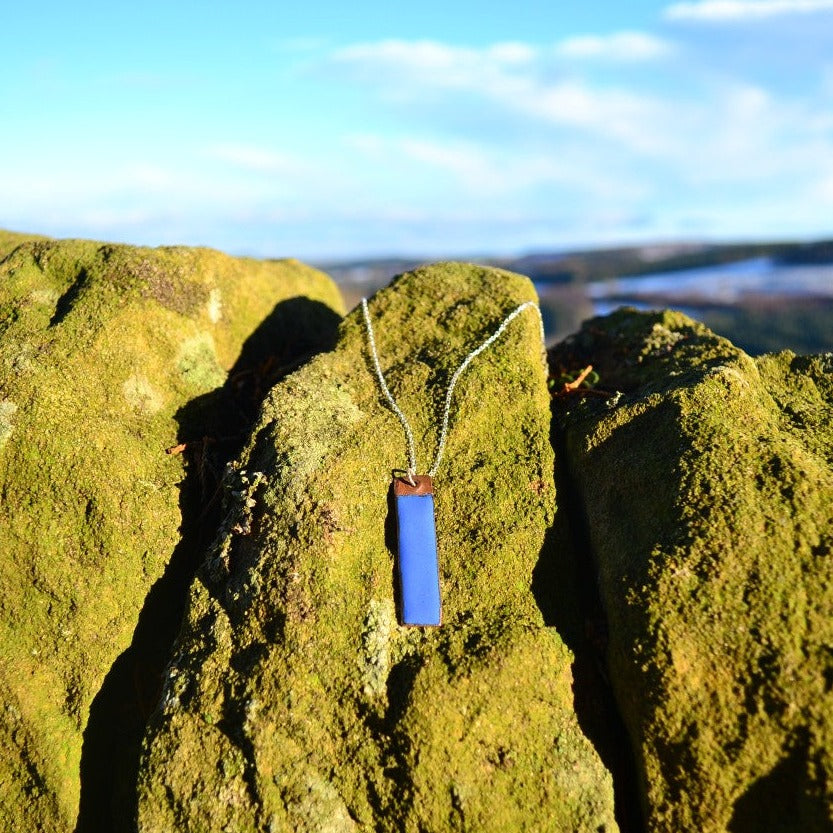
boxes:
[321,238,833,355]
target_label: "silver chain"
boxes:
[361,297,544,480]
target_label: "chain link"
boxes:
[361,297,544,479]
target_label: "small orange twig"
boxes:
[562,365,594,392]
[551,364,613,400]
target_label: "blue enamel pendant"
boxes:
[393,474,442,626]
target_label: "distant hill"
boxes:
[319,238,833,354]
[5,229,831,288]
[317,238,833,290]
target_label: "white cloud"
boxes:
[674,80,833,188]
[329,40,539,93]
[345,133,387,155]
[7,30,833,258]
[396,139,496,187]
[555,31,674,61]
[809,172,833,204]
[487,42,539,64]
[205,144,304,176]
[346,134,651,203]
[664,0,833,21]
[0,164,183,208]
[325,37,833,178]
[325,36,833,245]
[514,81,671,154]
[328,40,672,155]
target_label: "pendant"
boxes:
[393,474,442,626]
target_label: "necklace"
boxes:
[361,297,544,627]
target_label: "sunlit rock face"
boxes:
[136,263,618,833]
[551,308,833,833]
[0,235,343,832]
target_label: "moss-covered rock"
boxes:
[136,263,619,832]
[550,308,833,832]
[0,237,344,832]
[0,229,48,260]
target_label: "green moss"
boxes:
[0,398,18,447]
[0,229,49,260]
[121,373,164,414]
[137,263,618,832]
[394,628,617,833]
[176,332,227,390]
[0,236,344,830]
[551,310,833,831]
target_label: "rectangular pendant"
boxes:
[393,474,442,626]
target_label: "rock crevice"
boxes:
[136,262,620,833]
[0,237,343,833]
[550,308,833,833]
[7,240,831,831]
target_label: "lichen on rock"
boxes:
[0,398,18,447]
[551,308,833,832]
[0,235,343,832]
[137,263,619,832]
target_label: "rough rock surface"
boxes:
[137,263,619,832]
[0,229,47,260]
[550,309,833,832]
[0,237,343,832]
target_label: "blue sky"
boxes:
[3,0,833,259]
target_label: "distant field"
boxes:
[678,297,833,356]
[326,238,833,354]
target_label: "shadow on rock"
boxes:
[74,298,341,833]
[532,411,645,833]
[728,740,833,833]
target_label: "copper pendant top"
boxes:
[393,474,434,497]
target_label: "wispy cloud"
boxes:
[512,82,670,154]
[318,36,833,242]
[555,31,674,61]
[346,134,650,200]
[328,39,672,154]
[5,19,831,259]
[330,39,538,89]
[324,35,833,174]
[664,0,833,21]
[205,143,305,176]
